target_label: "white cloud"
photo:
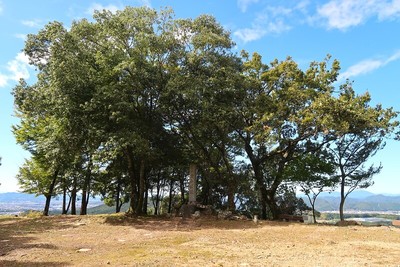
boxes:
[0,74,7,87]
[21,19,42,28]
[234,27,267,43]
[86,3,122,15]
[0,1,3,15]
[339,51,400,80]
[0,52,31,88]
[14,34,27,41]
[378,0,400,19]
[234,3,300,43]
[237,0,259,12]
[317,0,400,30]
[138,0,151,7]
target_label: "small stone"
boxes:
[77,248,91,252]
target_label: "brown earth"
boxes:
[1,214,400,266]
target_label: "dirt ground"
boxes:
[1,214,400,266]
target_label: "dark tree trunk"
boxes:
[267,191,280,220]
[154,171,162,215]
[339,173,346,221]
[253,165,268,220]
[126,146,137,216]
[142,179,149,215]
[227,182,235,212]
[71,177,77,215]
[136,160,145,215]
[62,177,67,215]
[180,175,186,204]
[80,156,92,215]
[43,170,58,216]
[66,193,72,214]
[168,179,174,214]
[115,177,121,213]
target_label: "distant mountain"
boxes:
[0,192,103,215]
[316,190,376,199]
[300,190,400,212]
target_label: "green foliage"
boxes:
[12,6,399,219]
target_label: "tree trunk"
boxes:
[126,146,137,216]
[180,174,186,204]
[71,177,77,215]
[339,172,346,221]
[267,191,280,220]
[80,156,92,215]
[189,164,197,204]
[227,182,235,212]
[253,165,268,219]
[115,177,121,213]
[43,170,58,216]
[62,177,67,215]
[168,179,174,214]
[136,160,145,215]
[66,194,72,214]
[154,171,162,215]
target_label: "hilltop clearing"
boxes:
[1,214,400,266]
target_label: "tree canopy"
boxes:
[13,6,398,219]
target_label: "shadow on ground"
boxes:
[102,214,302,231]
[0,215,81,266]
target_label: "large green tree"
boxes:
[323,84,397,221]
[234,53,342,219]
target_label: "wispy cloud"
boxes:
[0,52,31,88]
[339,51,400,80]
[86,0,151,15]
[0,1,3,15]
[237,0,259,13]
[14,34,27,41]
[138,0,151,7]
[316,0,400,30]
[86,3,122,15]
[234,2,308,43]
[21,19,43,28]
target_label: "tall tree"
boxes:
[235,53,341,219]
[324,83,397,221]
[286,152,336,222]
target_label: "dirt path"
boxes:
[1,214,400,266]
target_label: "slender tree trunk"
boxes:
[66,193,72,214]
[43,170,58,216]
[71,177,77,215]
[180,175,185,204]
[267,191,280,220]
[154,172,161,215]
[80,156,92,215]
[115,177,121,213]
[253,165,268,219]
[189,164,197,204]
[62,177,67,215]
[339,170,346,221]
[126,146,137,216]
[142,179,149,215]
[136,160,145,215]
[168,179,174,214]
[227,182,235,212]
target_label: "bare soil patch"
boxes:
[1,214,400,266]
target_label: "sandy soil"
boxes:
[1,214,400,266]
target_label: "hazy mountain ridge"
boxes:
[300,190,400,212]
[0,192,103,214]
[1,191,400,214]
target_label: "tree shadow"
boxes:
[0,215,81,265]
[102,214,298,231]
[0,260,69,266]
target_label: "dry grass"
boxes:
[1,214,400,266]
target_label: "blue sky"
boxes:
[0,0,400,194]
